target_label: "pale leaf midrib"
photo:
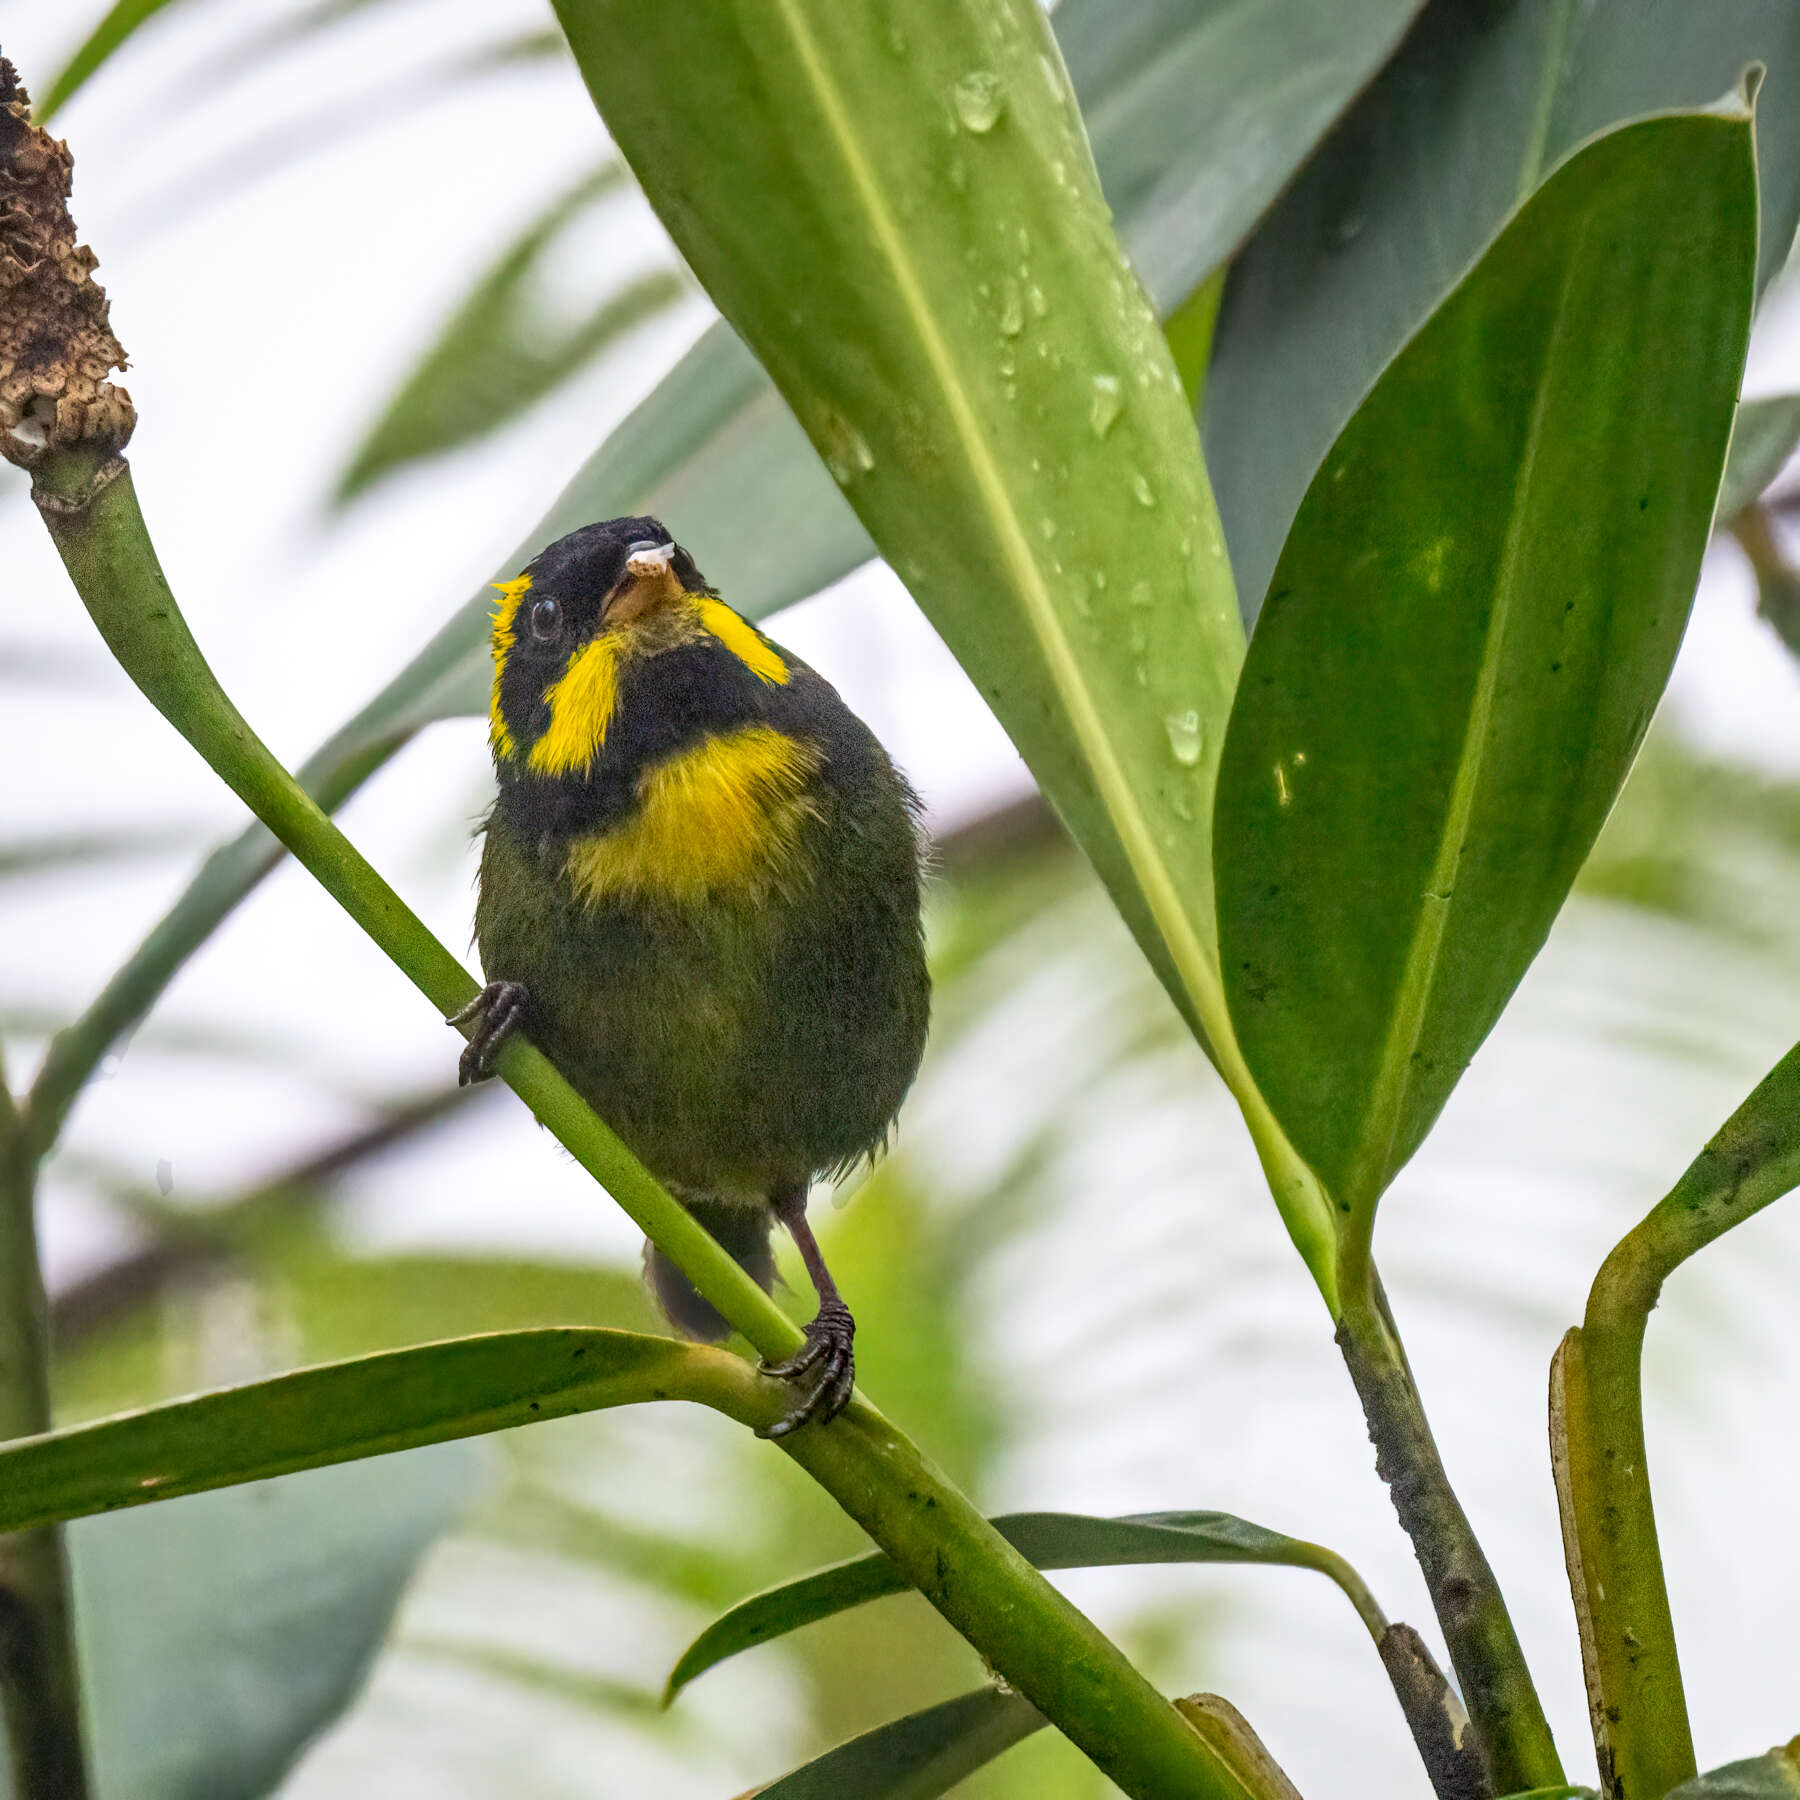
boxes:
[1354,251,1582,1207]
[772,0,1226,1038]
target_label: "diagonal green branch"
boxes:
[28,444,1277,1800]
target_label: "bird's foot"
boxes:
[448,981,529,1085]
[757,1297,855,1438]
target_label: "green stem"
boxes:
[1551,1038,1800,1799]
[0,1096,89,1797]
[1335,1245,1562,1796]
[31,452,1280,1800]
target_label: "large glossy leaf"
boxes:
[1666,1745,1800,1798]
[667,1509,1380,1700]
[555,0,1247,1076]
[1207,1,1800,618]
[76,1445,477,1800]
[753,1687,1044,1799]
[1719,395,1800,520]
[333,164,683,503]
[0,1330,762,1536]
[1063,0,1425,313]
[1214,109,1757,1220]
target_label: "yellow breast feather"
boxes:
[563,724,821,906]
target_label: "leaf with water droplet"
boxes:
[1164,709,1204,768]
[1088,374,1122,438]
[953,69,1005,133]
[998,278,1024,337]
[818,408,876,483]
[1131,470,1156,508]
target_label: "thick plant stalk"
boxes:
[1552,1039,1800,1800]
[1336,1252,1562,1796]
[0,1096,89,1799]
[29,447,1280,1800]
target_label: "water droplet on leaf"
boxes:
[818,410,875,483]
[1088,374,1122,437]
[998,278,1024,337]
[1164,709,1204,767]
[954,70,1005,133]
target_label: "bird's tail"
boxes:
[643,1194,777,1343]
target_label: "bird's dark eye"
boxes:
[528,597,562,642]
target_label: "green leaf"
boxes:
[1720,395,1800,520]
[333,164,684,502]
[38,0,402,122]
[754,1686,1044,1799]
[1661,1038,1800,1241]
[1207,2,1800,618]
[1064,0,1426,312]
[667,1509,1381,1701]
[552,0,1247,1087]
[1667,1745,1800,1798]
[1214,107,1757,1221]
[76,1445,478,1800]
[0,1329,767,1536]
[37,0,186,120]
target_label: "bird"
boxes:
[450,516,930,1436]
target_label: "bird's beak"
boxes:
[608,539,682,625]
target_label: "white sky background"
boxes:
[4,4,1800,1795]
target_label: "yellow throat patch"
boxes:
[563,725,821,907]
[528,635,622,777]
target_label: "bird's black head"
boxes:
[488,516,714,768]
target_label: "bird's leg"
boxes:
[759,1181,856,1438]
[448,981,530,1086]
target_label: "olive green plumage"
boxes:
[463,516,929,1407]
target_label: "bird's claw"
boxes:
[449,981,529,1085]
[758,1297,855,1438]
